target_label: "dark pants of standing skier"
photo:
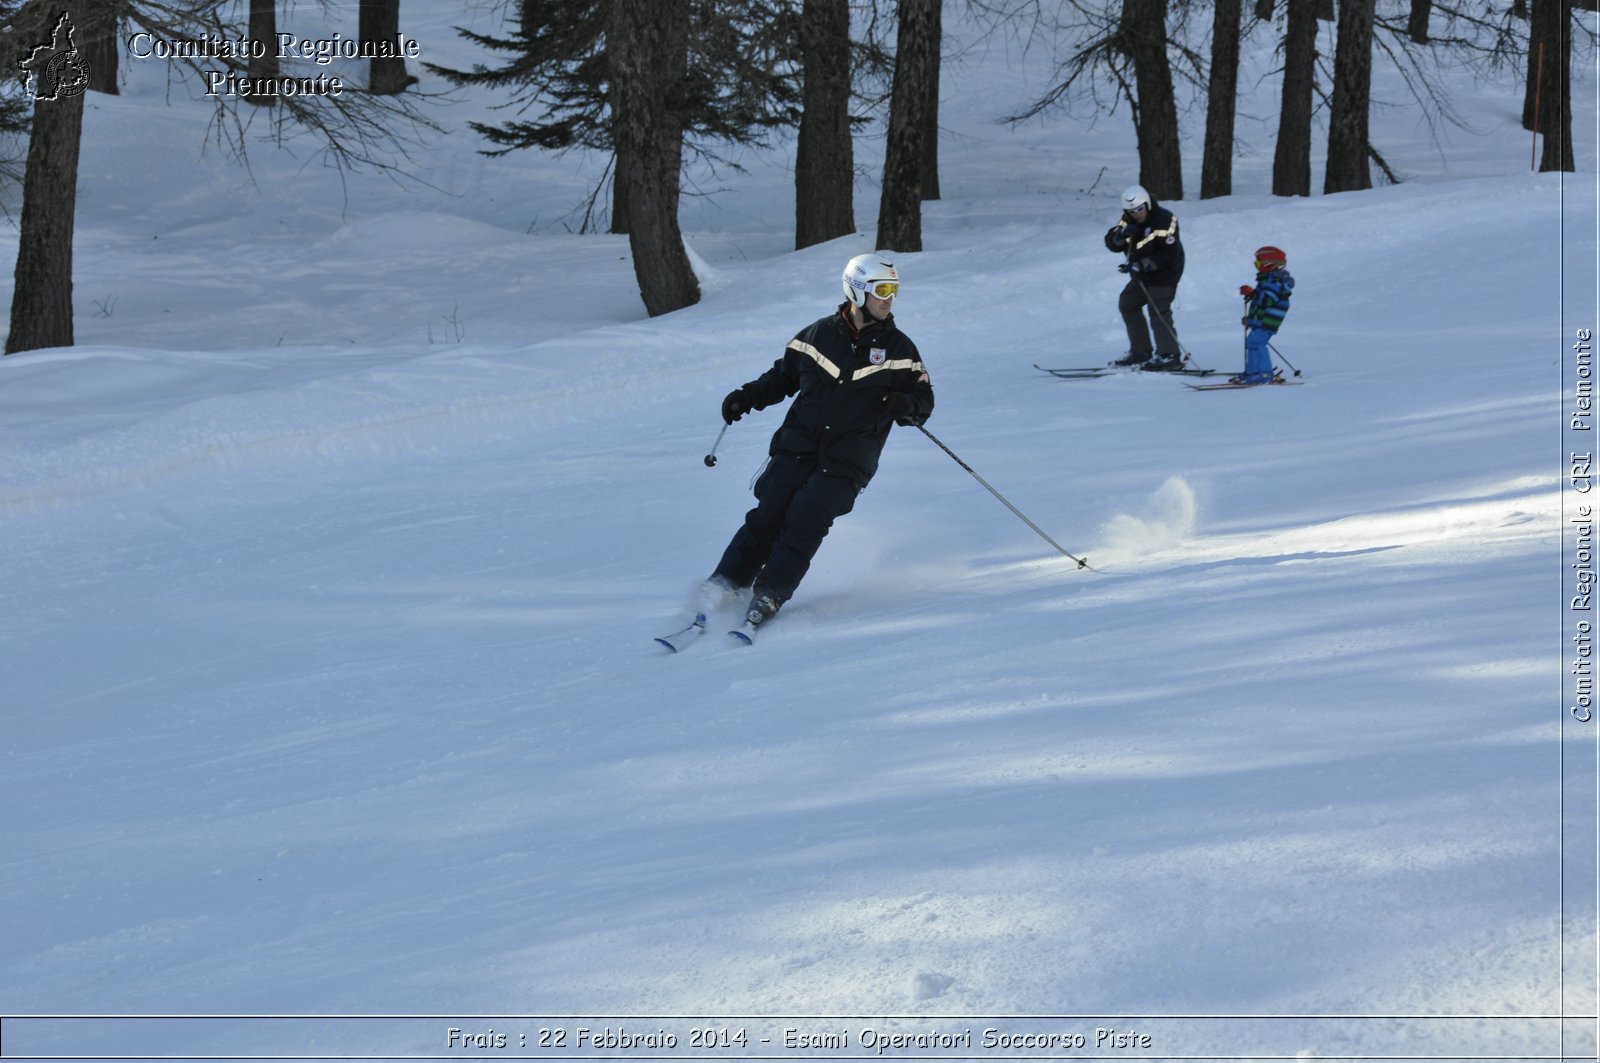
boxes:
[1119,280,1179,361]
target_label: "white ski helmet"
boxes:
[842,252,900,308]
[1121,184,1152,213]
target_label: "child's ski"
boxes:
[1183,379,1302,391]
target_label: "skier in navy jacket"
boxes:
[702,253,935,633]
[1105,184,1186,371]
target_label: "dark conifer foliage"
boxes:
[428,1,801,165]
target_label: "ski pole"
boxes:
[1135,276,1201,370]
[704,422,729,467]
[1268,340,1301,377]
[917,424,1090,570]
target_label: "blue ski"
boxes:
[1183,379,1301,391]
[654,615,708,652]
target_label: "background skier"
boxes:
[1104,184,1186,372]
[1234,245,1294,385]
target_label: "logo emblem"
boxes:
[870,349,886,365]
[18,13,89,102]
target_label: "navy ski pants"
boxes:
[1119,279,1179,359]
[712,455,859,603]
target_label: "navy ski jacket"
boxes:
[735,304,934,488]
[1104,200,1185,287]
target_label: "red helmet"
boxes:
[1254,245,1287,271]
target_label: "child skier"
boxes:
[1233,246,1294,385]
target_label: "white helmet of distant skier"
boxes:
[1121,184,1152,213]
[842,252,900,308]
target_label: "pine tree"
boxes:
[610,0,700,316]
[1324,0,1376,193]
[876,0,938,252]
[245,0,276,107]
[8,24,87,354]
[359,0,414,95]
[795,0,854,249]
[1201,0,1243,200]
[1120,0,1182,200]
[1522,0,1574,172]
[429,0,800,234]
[1272,0,1318,197]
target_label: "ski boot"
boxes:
[729,592,783,645]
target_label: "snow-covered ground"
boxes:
[1,4,1596,1061]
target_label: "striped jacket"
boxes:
[1104,202,1185,287]
[738,304,934,487]
[1245,269,1295,333]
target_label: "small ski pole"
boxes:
[917,424,1090,570]
[1267,340,1301,377]
[1135,276,1202,370]
[704,422,729,467]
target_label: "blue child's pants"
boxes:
[1245,327,1274,376]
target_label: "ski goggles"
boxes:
[865,281,899,300]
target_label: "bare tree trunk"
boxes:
[81,1,119,95]
[1523,0,1551,129]
[1201,0,1242,199]
[876,0,937,252]
[1121,0,1182,200]
[610,0,699,316]
[1524,0,1572,172]
[246,0,278,108]
[360,0,413,95]
[919,0,941,201]
[1536,0,1574,171]
[1324,0,1375,193]
[1407,0,1432,43]
[1272,0,1317,196]
[611,166,630,235]
[8,88,85,354]
[795,0,854,249]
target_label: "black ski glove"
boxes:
[722,388,752,424]
[1117,262,1131,274]
[886,392,922,427]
